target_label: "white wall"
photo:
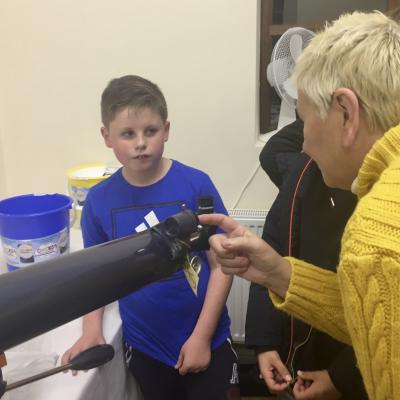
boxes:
[0,0,277,210]
[0,66,6,199]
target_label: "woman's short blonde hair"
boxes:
[294,11,400,132]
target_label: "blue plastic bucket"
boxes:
[0,194,73,271]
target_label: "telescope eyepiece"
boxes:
[163,209,199,239]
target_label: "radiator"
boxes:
[226,209,268,343]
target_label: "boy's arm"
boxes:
[81,308,106,343]
[175,249,232,375]
[61,189,109,374]
[192,249,232,340]
[61,308,106,374]
[174,175,232,375]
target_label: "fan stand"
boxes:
[277,100,296,130]
[260,99,296,143]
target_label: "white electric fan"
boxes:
[266,27,315,131]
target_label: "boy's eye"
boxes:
[145,127,158,136]
[121,130,134,138]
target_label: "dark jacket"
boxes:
[245,119,367,399]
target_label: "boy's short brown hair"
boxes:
[101,75,168,128]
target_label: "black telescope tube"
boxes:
[0,210,199,353]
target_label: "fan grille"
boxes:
[267,27,315,106]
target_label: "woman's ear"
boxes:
[332,88,360,148]
[101,127,112,148]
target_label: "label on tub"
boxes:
[1,227,70,268]
[70,185,90,206]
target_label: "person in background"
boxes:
[61,75,240,400]
[245,119,366,399]
[200,11,400,400]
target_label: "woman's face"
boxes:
[297,91,356,190]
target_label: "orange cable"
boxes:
[284,157,313,367]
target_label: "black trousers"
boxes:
[125,339,241,400]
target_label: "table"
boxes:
[0,228,142,400]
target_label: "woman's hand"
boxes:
[198,214,292,298]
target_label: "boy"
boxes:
[62,75,240,400]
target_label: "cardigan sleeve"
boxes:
[270,257,351,345]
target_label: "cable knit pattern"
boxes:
[269,261,350,344]
[271,125,400,399]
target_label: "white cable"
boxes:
[230,163,261,209]
[289,327,313,380]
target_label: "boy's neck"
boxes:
[122,158,172,187]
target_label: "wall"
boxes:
[0,0,277,210]
[0,68,6,199]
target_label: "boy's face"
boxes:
[101,107,170,180]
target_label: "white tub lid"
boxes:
[70,165,118,180]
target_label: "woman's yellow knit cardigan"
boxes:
[271,125,400,400]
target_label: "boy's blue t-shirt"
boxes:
[81,160,231,367]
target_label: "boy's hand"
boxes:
[61,334,106,376]
[292,370,341,400]
[175,335,211,375]
[258,351,292,394]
